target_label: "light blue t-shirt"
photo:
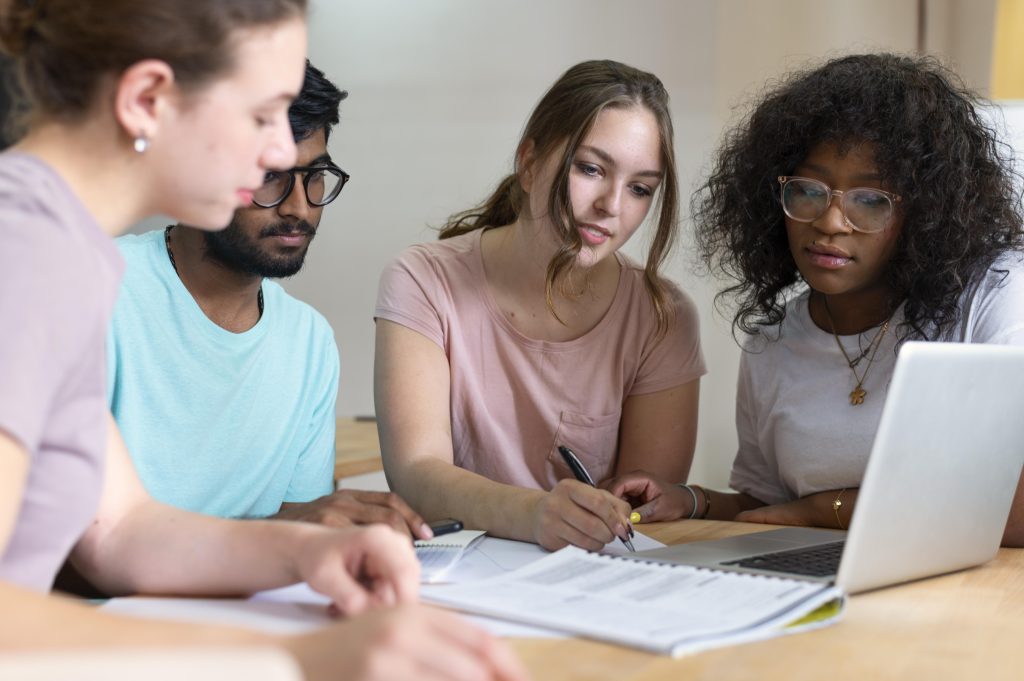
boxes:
[108,229,338,518]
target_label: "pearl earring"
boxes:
[133,135,150,154]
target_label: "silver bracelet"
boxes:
[676,483,699,520]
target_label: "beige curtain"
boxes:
[993,0,1024,98]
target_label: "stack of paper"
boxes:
[421,545,844,656]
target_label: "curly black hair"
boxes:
[693,53,1024,341]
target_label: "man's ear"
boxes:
[517,138,537,194]
[112,59,176,146]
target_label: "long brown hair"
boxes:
[440,59,680,333]
[0,0,307,126]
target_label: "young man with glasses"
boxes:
[106,62,432,539]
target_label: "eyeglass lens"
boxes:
[253,167,346,208]
[782,178,894,233]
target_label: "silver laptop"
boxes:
[637,342,1024,594]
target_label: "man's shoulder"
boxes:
[115,229,166,268]
[263,282,336,341]
[263,284,339,381]
[109,230,174,312]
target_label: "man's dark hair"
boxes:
[290,60,346,143]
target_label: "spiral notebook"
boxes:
[415,530,487,583]
[421,545,843,656]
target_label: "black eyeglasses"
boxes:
[252,163,350,209]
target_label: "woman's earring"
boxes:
[133,134,150,154]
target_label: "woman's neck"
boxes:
[483,217,614,299]
[13,119,150,237]
[480,218,620,342]
[808,287,896,335]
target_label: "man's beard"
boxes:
[203,220,317,278]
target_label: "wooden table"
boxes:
[334,421,1023,677]
[334,417,382,480]
[509,519,1024,681]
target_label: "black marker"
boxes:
[427,518,463,538]
[557,445,635,552]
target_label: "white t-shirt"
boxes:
[730,252,1024,505]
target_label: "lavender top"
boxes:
[0,152,124,591]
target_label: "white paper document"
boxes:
[415,529,487,583]
[102,532,674,643]
[103,587,330,635]
[421,545,844,656]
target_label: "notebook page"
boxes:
[422,545,842,655]
[415,530,486,582]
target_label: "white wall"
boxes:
[267,0,995,488]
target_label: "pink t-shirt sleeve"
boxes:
[375,245,447,349]
[628,281,707,396]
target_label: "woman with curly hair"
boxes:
[605,53,1024,546]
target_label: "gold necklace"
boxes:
[822,296,892,406]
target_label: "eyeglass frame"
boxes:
[777,175,902,233]
[252,162,351,209]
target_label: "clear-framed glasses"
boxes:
[778,176,901,234]
[252,163,350,209]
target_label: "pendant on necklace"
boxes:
[849,387,867,406]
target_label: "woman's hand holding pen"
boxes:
[530,479,635,551]
[603,471,693,523]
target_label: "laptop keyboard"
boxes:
[721,540,845,577]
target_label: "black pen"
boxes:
[557,445,636,552]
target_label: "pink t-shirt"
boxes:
[0,152,123,592]
[375,230,706,489]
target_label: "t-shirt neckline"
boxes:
[151,229,272,343]
[469,227,629,350]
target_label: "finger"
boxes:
[608,477,659,501]
[366,579,397,609]
[313,563,370,615]
[601,473,651,496]
[485,636,531,681]
[555,501,615,550]
[567,485,632,541]
[556,517,609,551]
[360,491,431,538]
[316,510,357,530]
[423,608,531,681]
[333,490,430,538]
[634,488,697,522]
[334,502,415,537]
[360,526,422,604]
[632,497,662,522]
[391,501,430,540]
[419,633,497,681]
